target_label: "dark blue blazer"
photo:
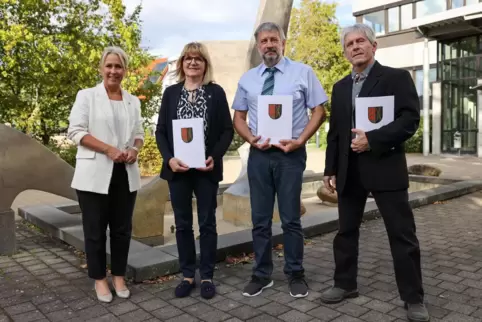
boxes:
[155,81,234,182]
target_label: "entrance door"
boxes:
[440,35,481,154]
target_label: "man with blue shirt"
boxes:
[232,21,328,298]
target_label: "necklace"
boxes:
[184,86,202,103]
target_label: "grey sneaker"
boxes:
[320,287,358,304]
[405,303,430,322]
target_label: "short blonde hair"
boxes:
[175,42,214,85]
[99,46,129,70]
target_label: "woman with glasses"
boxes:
[155,42,234,299]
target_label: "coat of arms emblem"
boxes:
[181,127,193,143]
[268,104,282,120]
[368,106,383,124]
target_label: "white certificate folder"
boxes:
[172,118,205,168]
[355,96,395,132]
[257,95,293,145]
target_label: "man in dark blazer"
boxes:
[320,23,430,322]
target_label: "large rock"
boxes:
[245,0,295,69]
[317,185,338,204]
[0,124,78,213]
[408,164,442,177]
[131,177,169,246]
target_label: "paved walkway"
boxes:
[2,190,482,321]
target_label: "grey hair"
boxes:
[99,46,129,70]
[340,23,376,49]
[254,22,286,41]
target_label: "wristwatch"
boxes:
[129,146,139,152]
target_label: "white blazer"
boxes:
[67,83,144,194]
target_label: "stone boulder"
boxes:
[408,164,442,177]
[317,185,338,204]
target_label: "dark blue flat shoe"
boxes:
[175,280,195,298]
[200,280,216,299]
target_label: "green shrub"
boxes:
[405,117,424,153]
[227,132,244,155]
[138,131,162,176]
[47,137,77,167]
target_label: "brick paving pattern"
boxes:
[2,191,482,321]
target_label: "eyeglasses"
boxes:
[184,56,205,64]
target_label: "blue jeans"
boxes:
[168,172,218,280]
[247,146,306,278]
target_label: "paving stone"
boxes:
[4,301,37,316]
[67,296,96,310]
[246,314,282,322]
[441,312,480,322]
[11,310,46,322]
[138,297,168,311]
[45,309,78,322]
[165,314,199,322]
[118,308,153,322]
[88,313,120,321]
[359,311,395,322]
[335,302,370,317]
[212,298,243,312]
[278,309,312,322]
[198,308,232,322]
[333,315,368,322]
[168,296,198,308]
[151,305,183,320]
[306,306,341,321]
[37,299,69,314]
[229,305,262,320]
[108,301,139,316]
[258,301,291,316]
[286,299,318,312]
[363,299,396,313]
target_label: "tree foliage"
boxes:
[285,0,351,114]
[0,0,162,144]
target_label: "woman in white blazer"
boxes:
[67,46,144,303]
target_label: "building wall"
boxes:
[375,40,438,69]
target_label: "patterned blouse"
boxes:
[176,86,209,147]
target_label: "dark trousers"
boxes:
[76,163,137,280]
[248,146,306,278]
[168,172,219,280]
[334,152,424,304]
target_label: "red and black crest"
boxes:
[368,106,383,124]
[181,127,193,143]
[268,104,282,120]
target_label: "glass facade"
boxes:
[388,7,400,32]
[416,0,447,17]
[363,11,385,36]
[439,35,481,154]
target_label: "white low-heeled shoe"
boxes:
[112,280,130,299]
[94,283,113,303]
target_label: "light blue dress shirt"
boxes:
[232,56,328,139]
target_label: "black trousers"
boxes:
[333,152,424,304]
[168,171,219,280]
[76,163,137,280]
